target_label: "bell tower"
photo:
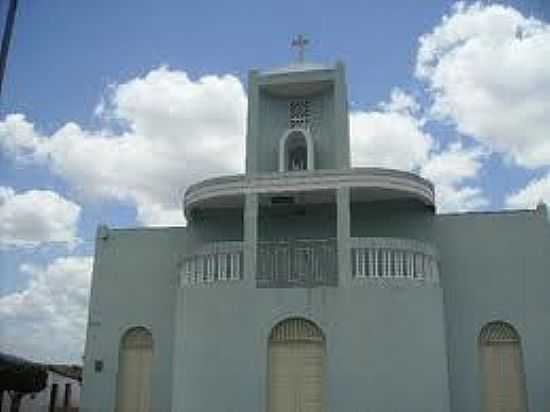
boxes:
[245,49,350,174]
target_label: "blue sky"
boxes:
[0,0,549,362]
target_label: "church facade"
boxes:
[81,60,550,412]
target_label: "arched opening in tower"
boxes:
[286,131,308,171]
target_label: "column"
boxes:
[337,187,351,286]
[246,70,259,174]
[334,61,350,169]
[244,193,259,284]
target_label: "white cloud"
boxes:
[416,2,550,169]
[0,256,93,363]
[0,67,247,226]
[351,88,487,213]
[0,187,81,248]
[421,142,488,213]
[350,88,432,171]
[505,173,550,209]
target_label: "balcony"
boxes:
[257,239,338,288]
[350,237,439,285]
[180,241,243,286]
[183,168,435,219]
[179,237,439,288]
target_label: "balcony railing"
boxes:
[350,237,439,284]
[257,239,338,288]
[180,241,243,286]
[180,238,438,288]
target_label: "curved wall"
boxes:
[171,280,449,412]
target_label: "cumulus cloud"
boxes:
[506,173,550,209]
[420,143,488,212]
[351,88,487,213]
[0,67,247,226]
[0,256,93,362]
[416,2,550,169]
[351,88,432,171]
[0,186,81,248]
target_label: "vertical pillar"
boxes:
[337,187,351,286]
[246,70,259,174]
[334,61,350,169]
[244,193,259,284]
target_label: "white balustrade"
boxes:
[180,242,243,286]
[351,238,439,284]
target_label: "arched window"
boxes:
[479,321,527,412]
[268,318,326,412]
[279,129,315,172]
[115,327,153,412]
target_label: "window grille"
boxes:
[289,99,311,128]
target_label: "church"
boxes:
[80,55,550,412]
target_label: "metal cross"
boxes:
[291,34,309,63]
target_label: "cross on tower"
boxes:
[291,34,309,63]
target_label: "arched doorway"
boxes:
[115,327,153,412]
[479,321,527,412]
[279,129,315,172]
[268,318,326,412]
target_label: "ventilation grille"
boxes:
[480,322,520,344]
[289,99,311,129]
[270,318,324,343]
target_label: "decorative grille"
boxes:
[289,99,311,129]
[480,322,520,344]
[270,318,324,343]
[257,239,337,287]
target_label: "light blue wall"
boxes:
[259,203,336,240]
[171,283,450,412]
[81,206,550,412]
[435,209,550,412]
[256,90,335,173]
[188,208,243,244]
[351,199,435,242]
[81,227,185,412]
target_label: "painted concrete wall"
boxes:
[171,283,450,412]
[256,90,335,173]
[259,203,336,240]
[188,208,243,244]
[81,227,186,412]
[435,209,550,412]
[351,199,435,242]
[81,205,550,412]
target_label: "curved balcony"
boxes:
[183,168,434,218]
[350,237,439,285]
[257,239,337,288]
[179,237,439,289]
[179,241,243,286]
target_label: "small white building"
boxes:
[2,366,81,412]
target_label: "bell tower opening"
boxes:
[280,129,313,172]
